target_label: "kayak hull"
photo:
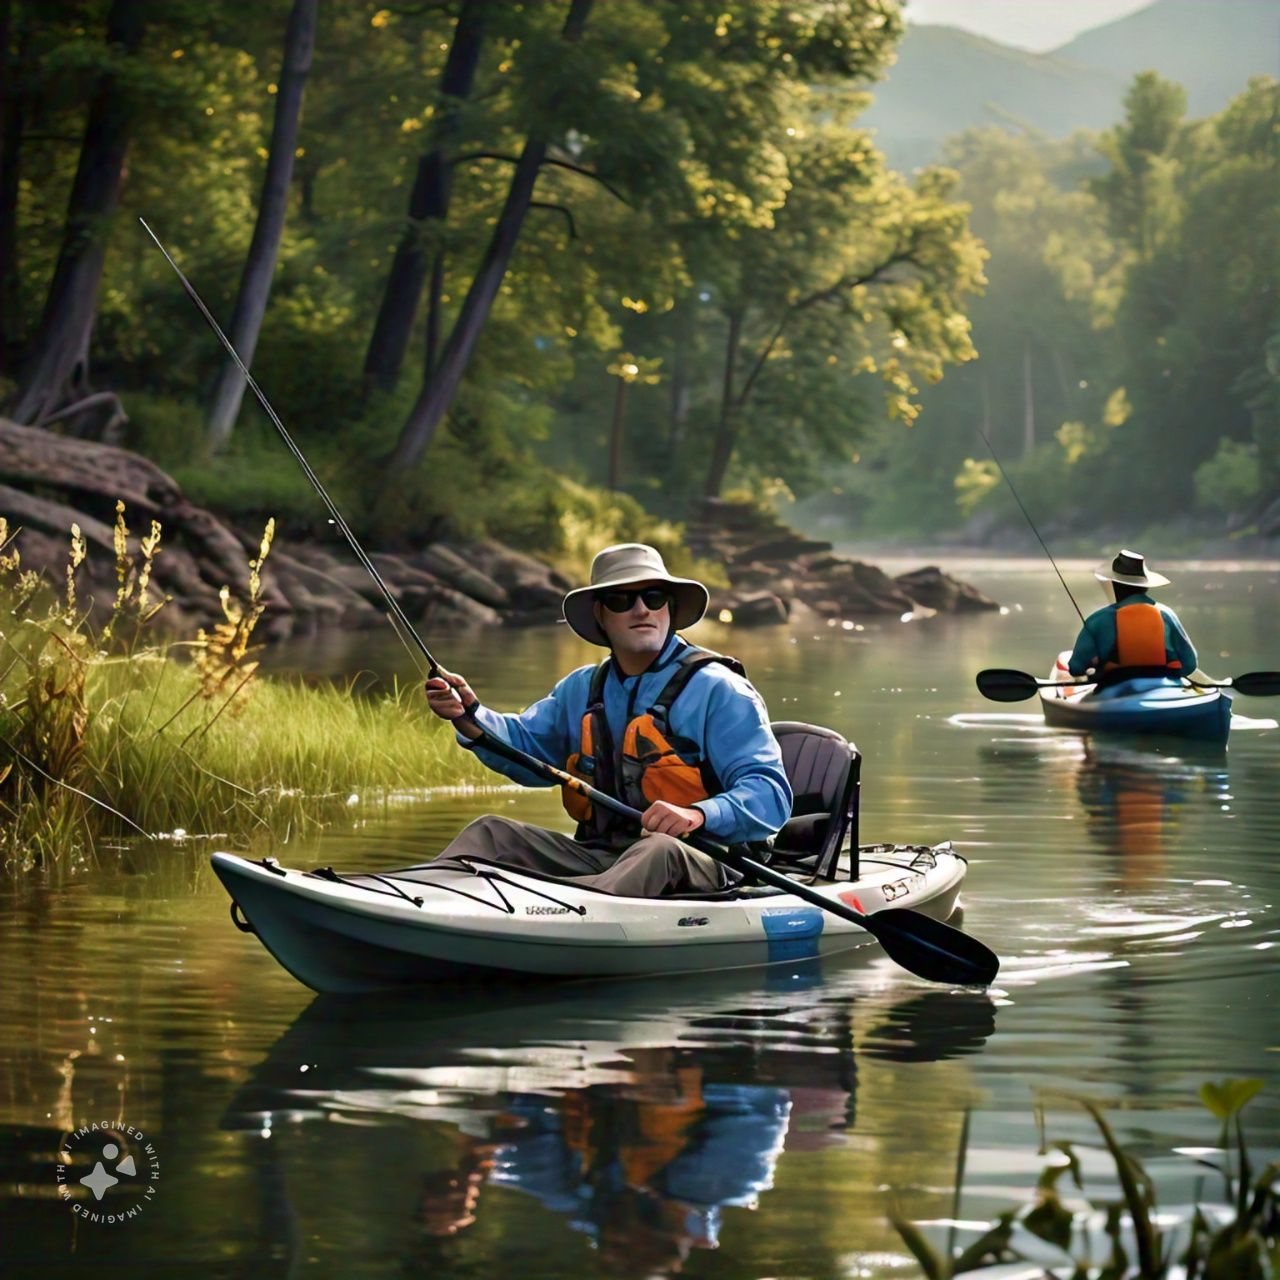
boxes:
[211,844,968,995]
[1040,653,1231,744]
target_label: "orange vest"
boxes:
[562,648,746,833]
[1108,603,1179,670]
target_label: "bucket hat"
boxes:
[562,543,708,646]
[1092,549,1170,588]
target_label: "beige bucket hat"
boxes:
[1093,549,1170,588]
[562,543,709,646]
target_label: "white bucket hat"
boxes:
[1093,549,1170,588]
[562,543,709,646]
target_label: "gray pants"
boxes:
[434,815,732,897]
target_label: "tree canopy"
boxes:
[2,0,989,556]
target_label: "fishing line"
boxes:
[139,218,442,679]
[978,428,1085,624]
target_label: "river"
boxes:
[3,559,1278,1278]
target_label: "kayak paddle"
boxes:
[976,667,1280,703]
[976,669,1086,702]
[470,726,1001,988]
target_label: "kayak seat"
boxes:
[769,722,861,880]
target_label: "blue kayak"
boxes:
[1040,653,1232,744]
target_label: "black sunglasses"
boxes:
[598,587,672,614]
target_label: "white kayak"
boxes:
[211,843,969,995]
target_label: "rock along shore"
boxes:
[0,419,996,637]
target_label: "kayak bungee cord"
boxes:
[147,221,1000,987]
[978,427,1085,625]
[308,860,587,917]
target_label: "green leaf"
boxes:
[1206,1228,1265,1280]
[952,1211,1017,1274]
[1081,1098,1161,1276]
[888,1208,948,1280]
[1037,1142,1084,1192]
[1024,1191,1075,1253]
[1099,1202,1129,1280]
[1198,1078,1265,1123]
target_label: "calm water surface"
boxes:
[3,561,1278,1278]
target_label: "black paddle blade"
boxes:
[1230,671,1280,697]
[868,908,1001,986]
[975,668,1042,702]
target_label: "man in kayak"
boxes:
[1067,549,1198,678]
[424,543,792,896]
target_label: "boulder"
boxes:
[894,565,1000,613]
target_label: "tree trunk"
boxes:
[664,303,691,477]
[608,376,628,490]
[1022,338,1035,457]
[7,0,145,429]
[362,0,487,393]
[704,309,743,499]
[384,0,593,475]
[204,0,317,452]
[0,0,22,376]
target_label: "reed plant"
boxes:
[0,506,488,872]
[891,1080,1278,1279]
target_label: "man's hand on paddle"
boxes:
[641,800,706,838]
[425,669,483,740]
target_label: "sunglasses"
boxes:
[598,587,672,614]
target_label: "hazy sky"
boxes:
[902,0,1156,52]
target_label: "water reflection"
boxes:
[222,970,996,1276]
[1074,739,1226,887]
[5,565,1278,1277]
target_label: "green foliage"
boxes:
[534,476,725,587]
[1194,440,1263,515]
[954,458,999,517]
[6,0,980,547]
[889,1082,1279,1279]
[804,71,1280,544]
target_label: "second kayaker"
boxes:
[1067,549,1198,678]
[423,543,792,896]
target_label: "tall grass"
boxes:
[0,507,488,872]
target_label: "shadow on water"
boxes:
[217,968,997,1277]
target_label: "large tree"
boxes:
[361,0,487,394]
[381,0,905,478]
[7,0,147,433]
[697,107,984,498]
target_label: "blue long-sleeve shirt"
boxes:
[1067,594,1197,677]
[457,634,792,844]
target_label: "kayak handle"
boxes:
[230,900,256,934]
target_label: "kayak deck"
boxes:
[1039,652,1231,743]
[211,843,968,995]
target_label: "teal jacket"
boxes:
[459,634,792,844]
[1067,594,1197,677]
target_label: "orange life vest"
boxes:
[1107,602,1179,671]
[562,647,746,834]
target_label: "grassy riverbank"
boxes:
[1,650,490,872]
[0,515,489,872]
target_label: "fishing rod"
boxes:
[978,428,1085,625]
[146,220,1000,986]
[139,219,443,682]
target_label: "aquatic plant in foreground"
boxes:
[890,1080,1278,1278]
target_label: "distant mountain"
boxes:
[860,26,1125,169]
[863,0,1278,169]
[1052,0,1279,117]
